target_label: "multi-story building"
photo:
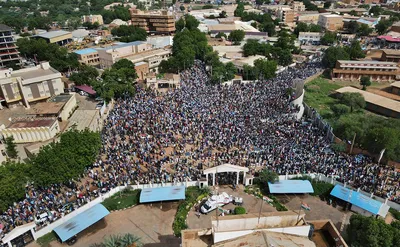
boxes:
[82,15,104,25]
[332,60,399,82]
[318,14,344,31]
[277,7,296,25]
[130,9,175,33]
[381,49,400,63]
[74,48,100,66]
[0,24,21,68]
[292,2,305,12]
[97,41,153,69]
[298,32,323,44]
[0,62,64,108]
[32,30,73,46]
[124,48,171,73]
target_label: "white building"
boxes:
[299,32,323,44]
[0,62,64,108]
[0,118,60,143]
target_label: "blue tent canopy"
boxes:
[140,186,185,203]
[268,180,314,194]
[330,185,388,216]
[53,204,110,242]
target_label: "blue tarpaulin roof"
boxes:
[330,185,385,215]
[53,204,110,242]
[268,180,314,194]
[140,186,185,203]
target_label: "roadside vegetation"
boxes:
[172,186,209,237]
[102,189,141,211]
[291,175,334,198]
[304,77,400,161]
[36,232,57,247]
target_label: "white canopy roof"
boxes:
[203,164,249,174]
[2,222,35,243]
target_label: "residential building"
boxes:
[0,118,60,143]
[332,60,399,82]
[82,15,104,25]
[292,2,305,12]
[0,24,22,68]
[74,48,100,66]
[130,9,175,33]
[297,12,329,24]
[32,30,73,46]
[28,93,77,121]
[318,14,344,31]
[124,48,171,73]
[336,87,400,118]
[146,73,180,90]
[277,7,296,24]
[0,62,63,108]
[135,61,149,80]
[97,41,153,69]
[298,32,323,44]
[381,49,400,63]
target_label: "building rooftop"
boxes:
[323,14,343,18]
[0,24,12,32]
[382,49,400,56]
[8,118,56,129]
[134,61,147,66]
[337,60,398,66]
[391,81,400,88]
[74,48,98,55]
[214,231,316,247]
[122,48,171,62]
[96,41,146,51]
[50,94,73,103]
[336,87,400,113]
[31,102,65,115]
[12,67,59,82]
[34,30,72,39]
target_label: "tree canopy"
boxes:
[322,46,350,69]
[5,136,18,159]
[228,30,245,44]
[111,25,147,42]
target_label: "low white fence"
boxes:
[33,181,198,239]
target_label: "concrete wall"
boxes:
[60,94,77,121]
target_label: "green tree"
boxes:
[275,30,295,51]
[309,24,322,32]
[234,2,245,17]
[112,59,134,70]
[294,22,309,36]
[111,25,147,41]
[219,10,227,18]
[369,5,382,16]
[69,65,99,86]
[376,19,392,35]
[254,58,277,80]
[254,169,278,193]
[339,92,366,112]
[277,49,293,66]
[365,127,400,160]
[322,46,350,69]
[234,206,246,215]
[228,29,245,44]
[346,40,365,59]
[215,32,227,39]
[358,23,373,37]
[360,76,371,90]
[320,31,337,45]
[180,5,185,11]
[185,15,200,30]
[331,104,350,116]
[176,17,185,32]
[5,136,18,159]
[348,21,359,34]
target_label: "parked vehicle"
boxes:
[200,192,233,214]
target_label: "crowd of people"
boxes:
[1,59,399,242]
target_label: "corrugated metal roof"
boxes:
[268,180,314,194]
[34,30,71,39]
[139,186,185,203]
[53,204,110,242]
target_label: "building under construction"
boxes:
[0,24,21,68]
[130,9,175,34]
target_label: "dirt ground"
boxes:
[277,194,352,233]
[28,202,181,247]
[187,185,277,229]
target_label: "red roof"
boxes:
[75,85,96,95]
[377,36,400,43]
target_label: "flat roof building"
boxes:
[299,32,323,44]
[381,49,400,63]
[0,24,22,68]
[318,14,344,31]
[130,9,175,34]
[28,93,77,121]
[0,62,64,108]
[82,14,104,25]
[332,60,399,82]
[0,118,60,143]
[336,86,400,118]
[32,30,73,46]
[74,48,100,66]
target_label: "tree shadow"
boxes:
[142,234,181,247]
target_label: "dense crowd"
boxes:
[1,59,399,241]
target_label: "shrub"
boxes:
[102,189,141,211]
[234,206,246,215]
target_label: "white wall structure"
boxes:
[203,163,249,186]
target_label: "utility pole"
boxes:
[349,133,356,154]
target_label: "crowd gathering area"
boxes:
[1,60,399,240]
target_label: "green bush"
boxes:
[172,187,205,237]
[36,232,57,247]
[291,176,334,197]
[390,208,400,221]
[102,189,141,211]
[234,206,246,215]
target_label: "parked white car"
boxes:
[200,192,233,214]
